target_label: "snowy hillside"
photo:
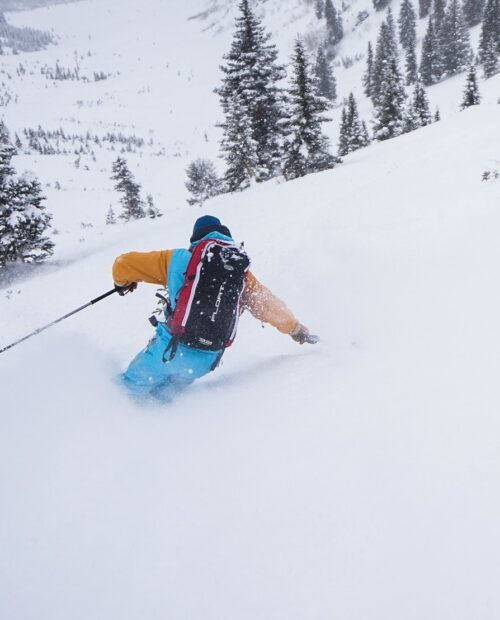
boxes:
[2,102,500,618]
[1,0,500,618]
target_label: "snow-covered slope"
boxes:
[2,104,500,619]
[1,0,500,618]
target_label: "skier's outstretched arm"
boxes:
[243,272,315,344]
[112,250,173,288]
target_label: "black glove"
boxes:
[290,323,319,345]
[115,282,138,296]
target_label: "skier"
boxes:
[113,215,316,399]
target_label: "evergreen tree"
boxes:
[0,123,54,268]
[146,194,162,218]
[106,206,116,225]
[419,0,432,18]
[111,157,145,221]
[216,0,286,182]
[462,0,485,26]
[419,16,442,84]
[478,0,500,77]
[314,44,337,102]
[434,107,441,121]
[373,57,407,141]
[439,0,472,76]
[337,93,370,156]
[363,42,375,97]
[315,0,325,19]
[433,0,447,26]
[399,0,417,50]
[5,174,54,264]
[410,77,433,126]
[460,63,481,108]
[399,0,418,83]
[185,158,224,204]
[282,40,339,180]
[324,0,344,48]
[372,9,399,102]
[220,95,259,192]
[373,0,391,10]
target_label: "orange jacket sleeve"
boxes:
[242,271,298,335]
[112,250,173,287]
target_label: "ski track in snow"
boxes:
[1,0,500,618]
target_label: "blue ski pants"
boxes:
[120,322,221,400]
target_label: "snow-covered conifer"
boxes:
[216,0,286,183]
[220,96,259,192]
[433,0,447,26]
[324,0,344,48]
[106,206,116,225]
[373,57,407,141]
[439,0,472,76]
[419,0,432,18]
[373,0,391,11]
[0,173,54,266]
[146,194,162,218]
[419,16,442,84]
[461,63,481,108]
[282,39,339,180]
[363,42,375,97]
[399,0,418,83]
[185,158,224,204]
[314,44,337,102]
[315,0,325,19]
[338,93,371,156]
[478,0,500,77]
[462,0,485,26]
[372,10,399,102]
[111,157,146,221]
[410,77,433,126]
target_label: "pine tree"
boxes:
[146,194,162,218]
[439,0,472,76]
[419,0,432,18]
[462,0,485,26]
[460,63,481,108]
[220,95,259,192]
[372,9,399,103]
[185,158,224,203]
[314,44,337,102]
[337,93,370,156]
[315,0,325,19]
[419,16,442,84]
[363,42,375,97]
[0,123,54,268]
[373,0,391,10]
[373,57,407,141]
[324,0,344,48]
[434,107,441,121]
[399,0,417,49]
[399,0,418,83]
[282,39,339,180]
[216,0,286,183]
[106,206,116,225]
[111,157,146,221]
[3,174,54,264]
[410,78,433,126]
[478,0,500,77]
[433,0,447,26]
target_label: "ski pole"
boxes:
[0,288,118,355]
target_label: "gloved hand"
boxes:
[115,282,138,296]
[290,323,319,345]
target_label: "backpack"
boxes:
[163,238,250,363]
